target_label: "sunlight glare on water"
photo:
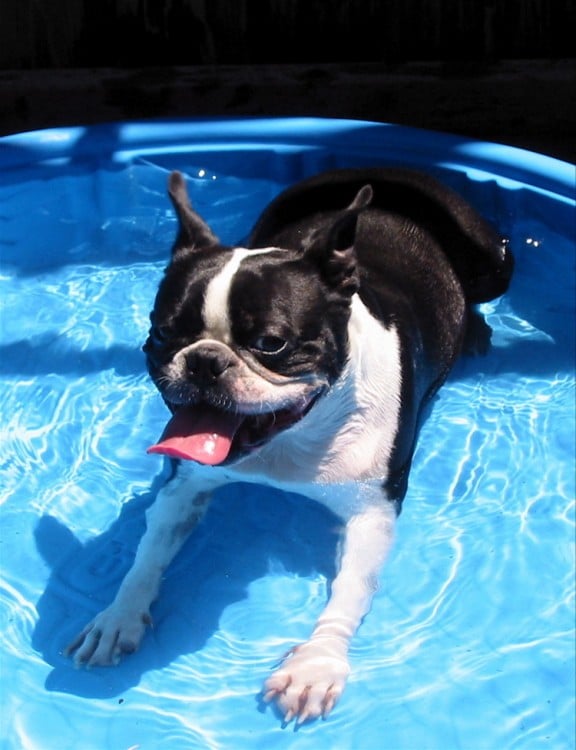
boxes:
[0,151,574,750]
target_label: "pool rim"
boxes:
[1,116,574,203]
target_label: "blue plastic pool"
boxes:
[1,118,574,750]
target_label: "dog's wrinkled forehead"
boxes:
[201,246,282,342]
[156,244,316,343]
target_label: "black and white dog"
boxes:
[66,168,513,724]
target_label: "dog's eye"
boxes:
[251,335,288,356]
[148,326,170,348]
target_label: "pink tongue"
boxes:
[147,405,244,465]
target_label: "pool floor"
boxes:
[1,154,574,750]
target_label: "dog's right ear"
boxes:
[168,171,219,254]
[346,183,373,213]
[302,184,373,296]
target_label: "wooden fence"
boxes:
[2,0,573,69]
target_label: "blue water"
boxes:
[1,147,574,750]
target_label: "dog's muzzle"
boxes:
[147,340,326,465]
[184,343,237,386]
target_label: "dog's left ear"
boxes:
[168,171,219,254]
[303,184,373,295]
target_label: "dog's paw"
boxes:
[64,604,152,667]
[263,639,350,725]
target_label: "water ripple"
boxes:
[0,169,574,750]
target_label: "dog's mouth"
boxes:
[146,396,319,465]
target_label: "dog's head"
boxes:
[144,171,372,465]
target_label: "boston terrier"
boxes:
[66,167,513,724]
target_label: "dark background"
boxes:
[1,0,575,161]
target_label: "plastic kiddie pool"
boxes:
[1,118,574,750]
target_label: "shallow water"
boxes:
[1,157,574,750]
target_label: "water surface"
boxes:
[1,156,574,750]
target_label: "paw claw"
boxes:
[322,689,338,718]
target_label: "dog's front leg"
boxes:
[263,498,397,724]
[66,468,219,667]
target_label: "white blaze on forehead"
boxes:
[201,247,277,342]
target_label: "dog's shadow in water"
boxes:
[32,470,339,700]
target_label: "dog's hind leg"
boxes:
[65,468,219,667]
[263,498,397,724]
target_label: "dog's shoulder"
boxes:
[249,167,513,305]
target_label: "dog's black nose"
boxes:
[185,346,234,383]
